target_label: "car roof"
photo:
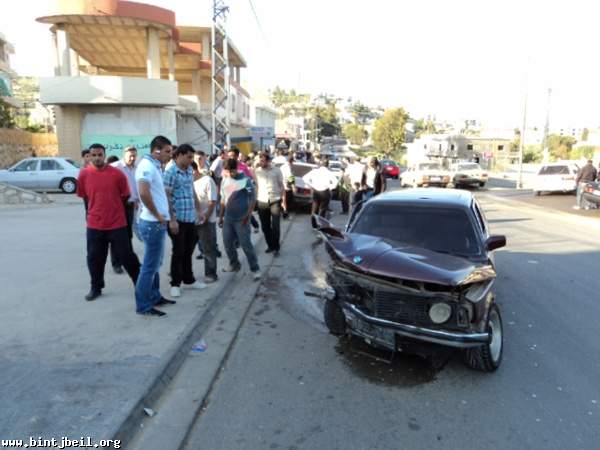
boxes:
[541,161,578,166]
[370,188,473,208]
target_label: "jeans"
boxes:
[135,219,167,313]
[258,200,282,251]
[87,227,140,292]
[223,219,260,272]
[577,182,590,208]
[168,221,197,287]
[110,202,136,268]
[197,221,217,277]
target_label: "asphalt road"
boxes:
[183,187,600,450]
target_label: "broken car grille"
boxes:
[374,290,433,323]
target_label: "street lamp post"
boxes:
[518,79,528,189]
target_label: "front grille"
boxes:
[374,290,433,324]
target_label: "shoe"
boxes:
[204,276,218,284]
[184,280,207,290]
[274,250,280,257]
[216,250,222,258]
[252,270,262,281]
[113,266,124,274]
[265,248,274,254]
[85,290,102,301]
[156,297,176,306]
[196,253,204,260]
[170,286,182,298]
[223,264,241,273]
[139,308,166,317]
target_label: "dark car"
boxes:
[582,181,600,208]
[380,159,400,179]
[313,189,506,372]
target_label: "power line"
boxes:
[247,0,269,45]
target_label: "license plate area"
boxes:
[351,317,396,351]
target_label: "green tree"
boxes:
[413,118,437,137]
[0,100,15,128]
[547,134,577,160]
[349,102,376,125]
[372,108,408,156]
[342,123,367,145]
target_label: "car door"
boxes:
[39,159,65,190]
[5,159,40,189]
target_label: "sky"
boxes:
[2,0,600,130]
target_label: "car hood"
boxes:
[325,232,494,286]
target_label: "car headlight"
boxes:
[429,302,452,324]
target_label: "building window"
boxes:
[450,144,455,151]
[231,94,236,113]
[467,144,474,151]
[497,145,504,151]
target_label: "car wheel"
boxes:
[60,178,77,194]
[479,182,486,188]
[463,303,503,372]
[324,298,346,336]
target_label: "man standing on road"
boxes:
[303,158,339,222]
[135,136,177,317]
[76,144,140,302]
[193,162,219,283]
[365,156,387,199]
[228,146,260,233]
[164,144,206,298]
[575,159,597,210]
[254,151,287,256]
[109,146,139,274]
[219,158,261,280]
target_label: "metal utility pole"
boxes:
[518,67,529,189]
[540,88,552,162]
[211,0,231,156]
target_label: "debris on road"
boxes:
[143,408,155,417]
[191,339,208,353]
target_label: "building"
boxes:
[249,105,276,151]
[0,32,22,109]
[36,0,250,159]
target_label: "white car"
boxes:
[451,162,488,188]
[402,162,450,188]
[532,162,579,196]
[0,157,81,193]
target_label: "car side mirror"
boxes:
[311,214,344,239]
[485,235,506,251]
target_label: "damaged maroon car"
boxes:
[313,189,506,372]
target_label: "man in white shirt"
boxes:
[254,151,287,256]
[134,135,176,317]
[193,163,219,283]
[303,158,339,220]
[272,149,288,166]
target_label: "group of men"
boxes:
[76,136,288,317]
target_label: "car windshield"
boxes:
[351,204,480,256]
[419,163,441,171]
[292,164,315,177]
[381,160,397,166]
[459,163,481,170]
[65,159,80,168]
[329,162,342,170]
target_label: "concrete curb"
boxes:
[110,214,296,448]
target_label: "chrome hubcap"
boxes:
[488,308,502,362]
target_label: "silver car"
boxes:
[0,157,81,193]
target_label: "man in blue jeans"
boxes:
[218,158,261,280]
[135,135,177,317]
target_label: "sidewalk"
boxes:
[0,199,276,442]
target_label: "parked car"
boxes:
[450,162,488,188]
[289,162,318,208]
[402,162,450,188]
[582,181,600,208]
[313,189,506,372]
[380,159,400,179]
[0,157,80,193]
[532,162,579,196]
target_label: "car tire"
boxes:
[60,177,77,194]
[479,182,486,188]
[324,298,346,336]
[463,303,503,372]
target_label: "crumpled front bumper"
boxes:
[342,302,490,349]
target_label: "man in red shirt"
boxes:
[77,143,141,301]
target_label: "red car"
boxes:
[380,159,400,179]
